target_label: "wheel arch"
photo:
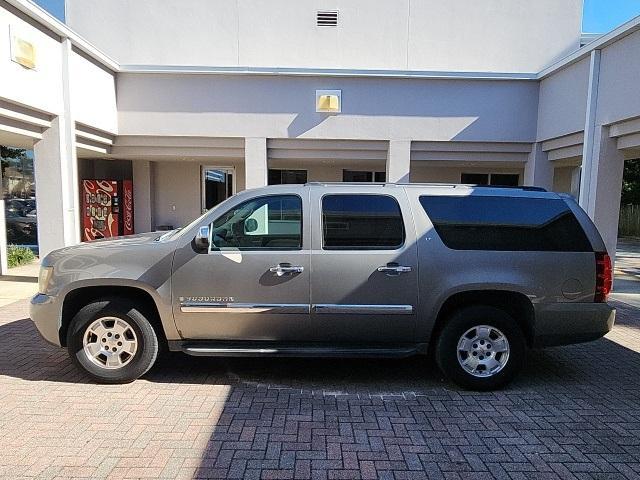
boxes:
[430,289,535,348]
[60,284,166,347]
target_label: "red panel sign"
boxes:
[81,180,120,241]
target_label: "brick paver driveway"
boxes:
[1,300,640,480]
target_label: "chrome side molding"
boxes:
[312,304,414,315]
[180,302,310,314]
[180,301,414,315]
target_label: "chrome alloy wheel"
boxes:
[82,317,138,369]
[457,325,510,378]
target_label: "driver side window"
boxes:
[209,195,302,250]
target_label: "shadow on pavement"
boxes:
[1,314,639,393]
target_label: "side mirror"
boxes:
[244,218,258,233]
[194,225,210,252]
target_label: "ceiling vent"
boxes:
[317,10,338,27]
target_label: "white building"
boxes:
[1,0,639,260]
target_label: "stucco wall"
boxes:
[537,57,590,141]
[0,5,117,136]
[66,0,581,73]
[552,165,575,194]
[0,5,63,115]
[407,0,582,73]
[117,74,539,142]
[69,50,118,133]
[152,160,245,228]
[597,29,640,127]
[152,162,201,229]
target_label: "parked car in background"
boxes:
[5,208,37,246]
[30,183,614,390]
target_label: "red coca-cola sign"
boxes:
[122,180,134,236]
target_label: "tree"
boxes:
[1,146,31,199]
[621,159,640,206]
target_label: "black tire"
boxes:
[67,298,160,384]
[435,305,526,391]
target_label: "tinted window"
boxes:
[460,173,520,187]
[210,195,302,250]
[419,195,592,252]
[343,170,372,182]
[322,195,404,249]
[461,173,489,185]
[490,174,519,187]
[374,171,387,182]
[268,169,308,185]
[342,170,386,183]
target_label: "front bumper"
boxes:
[30,293,62,347]
[533,302,615,347]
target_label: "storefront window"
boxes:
[343,170,386,182]
[1,146,38,252]
[460,173,519,187]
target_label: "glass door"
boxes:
[202,167,235,213]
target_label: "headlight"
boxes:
[38,266,54,294]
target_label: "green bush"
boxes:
[7,245,35,268]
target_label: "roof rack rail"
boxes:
[303,181,547,192]
[461,184,548,192]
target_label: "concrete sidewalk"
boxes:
[611,238,640,307]
[0,261,39,307]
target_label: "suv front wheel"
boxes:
[67,298,160,384]
[435,305,526,390]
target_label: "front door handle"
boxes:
[377,263,412,276]
[269,263,304,277]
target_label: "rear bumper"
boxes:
[30,293,62,347]
[533,302,615,347]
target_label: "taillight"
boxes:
[595,252,612,303]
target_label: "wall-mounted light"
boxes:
[10,26,36,69]
[316,90,341,113]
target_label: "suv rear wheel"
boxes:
[435,305,526,390]
[67,298,159,384]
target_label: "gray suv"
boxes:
[30,183,615,390]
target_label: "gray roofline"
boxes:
[538,14,640,79]
[117,64,539,80]
[5,0,640,82]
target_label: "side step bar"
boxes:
[169,341,425,358]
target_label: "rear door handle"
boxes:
[377,264,412,276]
[269,263,304,277]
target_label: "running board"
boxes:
[170,341,425,358]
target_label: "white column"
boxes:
[386,140,411,183]
[33,116,79,257]
[577,49,624,257]
[33,38,80,258]
[133,161,153,232]
[579,50,601,209]
[244,137,268,189]
[579,125,624,256]
[523,143,553,189]
[570,167,581,199]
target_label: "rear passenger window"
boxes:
[322,195,405,249]
[419,195,593,252]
